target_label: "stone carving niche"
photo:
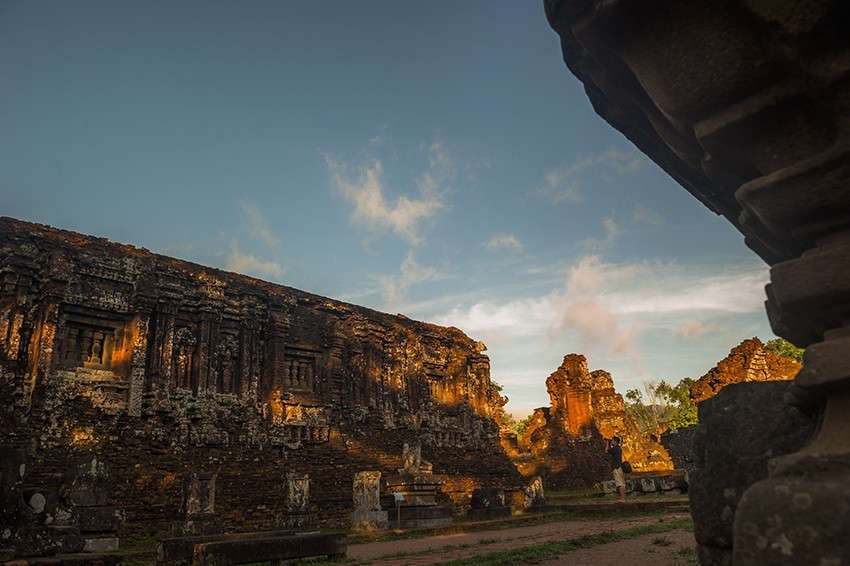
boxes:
[59,309,128,373]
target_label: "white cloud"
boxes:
[549,255,639,357]
[419,253,773,414]
[538,146,643,204]
[225,241,284,280]
[240,201,280,248]
[432,254,768,370]
[680,319,718,337]
[583,217,622,250]
[378,251,438,310]
[326,142,451,246]
[610,269,768,314]
[436,297,552,337]
[483,233,524,253]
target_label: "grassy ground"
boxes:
[112,489,692,565]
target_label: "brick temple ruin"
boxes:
[0,216,523,555]
[546,1,850,563]
[505,354,673,489]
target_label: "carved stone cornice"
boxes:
[545,1,850,564]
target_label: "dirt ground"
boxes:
[346,512,695,565]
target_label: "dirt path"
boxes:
[346,512,694,565]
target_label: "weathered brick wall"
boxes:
[0,217,522,537]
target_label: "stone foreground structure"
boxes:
[0,217,521,552]
[546,1,850,564]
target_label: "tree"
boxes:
[665,377,697,431]
[625,381,671,437]
[625,377,698,434]
[515,414,535,439]
[764,337,804,362]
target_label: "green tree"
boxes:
[764,337,804,362]
[625,382,671,436]
[665,377,697,431]
[625,377,698,434]
[515,414,535,439]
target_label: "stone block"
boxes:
[192,532,347,565]
[75,505,124,533]
[83,536,119,553]
[350,509,388,532]
[689,382,815,565]
[470,488,505,509]
[158,529,296,564]
[13,526,84,558]
[639,478,657,492]
[170,514,221,537]
[733,452,850,566]
[275,512,315,530]
[390,506,452,529]
[467,506,511,521]
[657,475,686,492]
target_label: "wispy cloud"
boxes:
[433,255,768,366]
[549,255,639,357]
[225,241,284,280]
[377,251,438,310]
[213,201,286,281]
[583,217,622,250]
[679,319,718,337]
[538,146,643,204]
[483,233,524,253]
[326,141,451,246]
[632,204,663,226]
[241,201,280,248]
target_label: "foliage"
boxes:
[764,337,804,362]
[513,414,534,439]
[664,377,698,431]
[625,378,698,434]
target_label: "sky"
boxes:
[0,1,778,417]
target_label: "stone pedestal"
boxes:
[172,471,220,536]
[385,473,452,529]
[467,488,511,521]
[277,471,316,530]
[67,457,124,553]
[350,471,388,532]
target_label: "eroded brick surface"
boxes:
[0,217,521,540]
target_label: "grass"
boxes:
[111,489,692,565]
[347,500,686,545]
[438,518,694,566]
[294,516,694,566]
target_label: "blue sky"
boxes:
[0,1,776,416]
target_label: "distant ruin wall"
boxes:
[0,217,521,536]
[690,337,800,404]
